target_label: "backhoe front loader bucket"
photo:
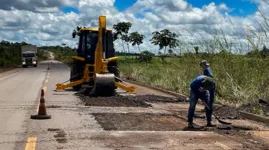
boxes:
[90,73,116,96]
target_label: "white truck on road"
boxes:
[21,45,38,68]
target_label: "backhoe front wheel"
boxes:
[70,64,82,91]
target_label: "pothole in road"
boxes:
[48,128,61,132]
[47,105,62,108]
[53,93,68,95]
[48,128,68,143]
[91,113,262,132]
[91,113,269,149]
[92,113,187,131]
[54,130,68,143]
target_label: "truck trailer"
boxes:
[21,45,38,68]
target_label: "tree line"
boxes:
[0,41,30,67]
[112,22,179,61]
[111,21,269,62]
[0,40,48,68]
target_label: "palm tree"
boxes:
[129,31,145,53]
[112,22,132,59]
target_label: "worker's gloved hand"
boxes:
[198,87,206,92]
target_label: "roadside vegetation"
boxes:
[118,54,269,105]
[0,41,48,68]
[0,41,22,68]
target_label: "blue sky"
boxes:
[186,0,258,17]
[60,7,80,14]
[61,0,258,17]
[115,0,137,11]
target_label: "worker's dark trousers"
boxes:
[209,87,215,107]
[202,87,215,110]
[187,90,212,123]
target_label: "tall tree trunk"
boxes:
[137,45,141,53]
[121,39,126,60]
[164,46,167,55]
[137,45,141,60]
[161,46,167,63]
[127,42,130,61]
[127,42,130,54]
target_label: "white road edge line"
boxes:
[0,72,18,81]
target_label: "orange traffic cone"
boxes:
[31,89,51,119]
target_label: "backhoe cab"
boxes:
[56,16,136,96]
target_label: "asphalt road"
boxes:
[0,60,105,150]
[0,62,47,150]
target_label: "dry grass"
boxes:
[118,55,269,106]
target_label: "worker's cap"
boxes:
[201,76,215,89]
[200,60,210,66]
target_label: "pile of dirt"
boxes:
[78,94,180,107]
[238,100,269,116]
[207,99,269,119]
[214,105,243,119]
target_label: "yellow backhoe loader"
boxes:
[55,16,136,96]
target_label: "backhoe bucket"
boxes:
[90,73,116,96]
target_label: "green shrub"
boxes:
[139,50,155,63]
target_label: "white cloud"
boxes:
[219,3,229,11]
[34,7,59,13]
[0,0,78,12]
[0,0,267,54]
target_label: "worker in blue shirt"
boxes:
[187,75,216,128]
[200,60,213,78]
[200,60,215,112]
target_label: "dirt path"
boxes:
[44,50,55,60]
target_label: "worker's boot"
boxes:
[206,122,215,127]
[188,122,194,128]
